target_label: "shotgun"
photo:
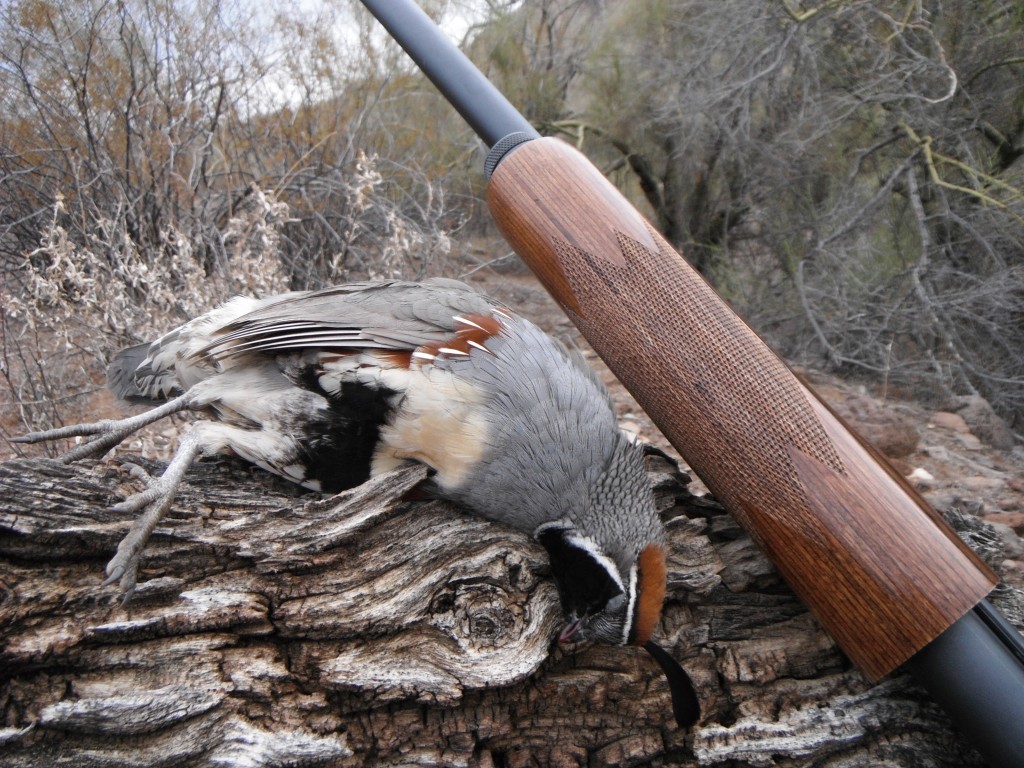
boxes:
[359,1,1024,764]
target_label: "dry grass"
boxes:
[1,158,455,455]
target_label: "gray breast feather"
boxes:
[435,316,624,534]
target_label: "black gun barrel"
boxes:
[904,600,1024,767]
[359,0,537,147]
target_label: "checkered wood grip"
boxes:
[487,137,995,678]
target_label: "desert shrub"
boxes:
[0,0,459,447]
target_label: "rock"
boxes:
[866,422,920,458]
[884,456,913,476]
[955,395,1015,450]
[987,522,1024,560]
[923,491,959,511]
[618,420,642,443]
[985,512,1024,533]
[907,467,934,488]
[819,384,919,459]
[957,433,984,451]
[930,412,971,433]
[960,476,1006,494]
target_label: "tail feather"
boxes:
[107,342,181,403]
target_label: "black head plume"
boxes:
[644,639,700,728]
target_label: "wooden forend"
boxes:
[487,137,996,679]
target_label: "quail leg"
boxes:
[103,428,205,599]
[13,394,193,463]
[15,394,204,599]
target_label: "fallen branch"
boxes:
[0,453,1017,766]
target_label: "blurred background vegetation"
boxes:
[1,0,1022,442]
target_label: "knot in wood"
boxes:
[431,580,528,650]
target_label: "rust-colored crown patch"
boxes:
[633,543,667,646]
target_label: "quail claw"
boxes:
[101,564,125,587]
[100,429,205,600]
[120,462,154,484]
[102,561,139,605]
[103,533,143,601]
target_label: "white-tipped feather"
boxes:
[452,314,487,331]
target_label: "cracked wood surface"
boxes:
[0,453,1020,767]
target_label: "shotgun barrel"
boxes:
[361,1,1024,763]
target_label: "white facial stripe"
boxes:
[564,532,625,592]
[622,564,638,645]
[533,520,569,537]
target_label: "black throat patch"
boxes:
[537,527,623,618]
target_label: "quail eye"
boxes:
[604,593,626,614]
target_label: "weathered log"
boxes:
[0,452,1020,767]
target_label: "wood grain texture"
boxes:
[487,137,996,678]
[2,453,1018,767]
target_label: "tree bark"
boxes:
[0,452,1019,767]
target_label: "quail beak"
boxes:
[558,616,584,644]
